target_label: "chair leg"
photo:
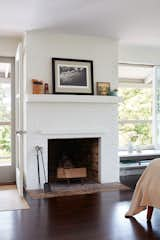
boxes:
[147,206,154,221]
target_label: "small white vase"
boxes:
[136,145,141,153]
[128,142,133,153]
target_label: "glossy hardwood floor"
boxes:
[0,185,160,239]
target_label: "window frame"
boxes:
[0,68,12,165]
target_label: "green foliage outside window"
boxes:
[0,125,11,154]
[119,88,152,147]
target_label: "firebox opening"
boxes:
[48,138,99,184]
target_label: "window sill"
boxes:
[119,149,160,172]
[119,149,160,158]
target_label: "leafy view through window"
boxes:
[118,64,153,150]
[0,63,11,165]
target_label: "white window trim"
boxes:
[118,63,156,151]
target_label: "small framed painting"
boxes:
[52,58,94,94]
[96,82,110,95]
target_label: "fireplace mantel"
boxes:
[25,94,121,104]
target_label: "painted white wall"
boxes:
[24,30,119,189]
[26,30,118,93]
[0,37,20,57]
[26,101,119,189]
[119,44,160,65]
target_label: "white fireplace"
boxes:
[25,95,120,189]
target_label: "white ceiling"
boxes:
[1,0,160,46]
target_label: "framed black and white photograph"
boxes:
[52,58,94,94]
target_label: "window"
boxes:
[118,64,153,150]
[0,63,11,165]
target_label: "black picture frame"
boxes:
[52,58,94,95]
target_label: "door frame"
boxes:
[15,43,24,197]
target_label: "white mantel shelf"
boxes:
[25,94,121,104]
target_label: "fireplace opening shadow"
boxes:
[48,138,100,190]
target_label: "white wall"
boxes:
[0,37,20,56]
[26,101,119,189]
[119,44,160,65]
[24,30,119,189]
[26,30,118,93]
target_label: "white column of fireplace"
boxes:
[25,95,120,190]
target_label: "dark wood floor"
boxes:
[0,181,160,239]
